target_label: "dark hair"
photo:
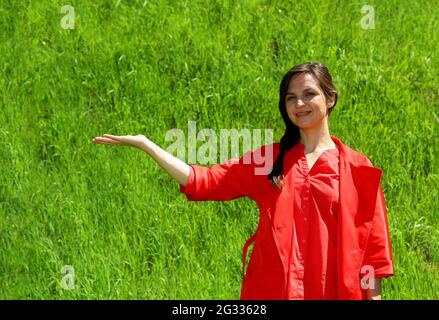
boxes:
[268,62,338,189]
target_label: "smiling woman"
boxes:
[92,62,394,300]
[269,62,339,189]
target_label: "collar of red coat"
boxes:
[278,134,379,170]
[270,134,383,224]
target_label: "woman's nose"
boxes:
[296,98,305,106]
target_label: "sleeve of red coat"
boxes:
[361,184,395,278]
[178,148,262,202]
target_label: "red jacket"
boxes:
[179,135,394,299]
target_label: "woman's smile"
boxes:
[296,110,312,117]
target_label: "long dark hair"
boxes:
[268,62,338,189]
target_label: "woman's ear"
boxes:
[327,94,337,110]
[326,95,336,115]
[327,96,335,108]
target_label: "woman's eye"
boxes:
[306,92,314,97]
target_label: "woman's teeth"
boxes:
[296,111,311,117]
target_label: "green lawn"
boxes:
[0,0,437,299]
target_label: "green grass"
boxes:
[0,0,438,299]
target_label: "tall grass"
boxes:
[0,0,437,299]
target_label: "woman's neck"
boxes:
[298,121,336,153]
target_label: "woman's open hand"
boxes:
[92,133,190,186]
[92,134,149,150]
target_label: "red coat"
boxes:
[179,135,394,299]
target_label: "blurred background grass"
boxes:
[0,0,437,299]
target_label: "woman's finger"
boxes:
[103,134,120,140]
[92,137,120,144]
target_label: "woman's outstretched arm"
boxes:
[92,134,190,187]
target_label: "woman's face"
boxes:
[285,73,333,129]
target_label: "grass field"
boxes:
[0,0,438,299]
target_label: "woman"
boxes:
[92,62,394,300]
